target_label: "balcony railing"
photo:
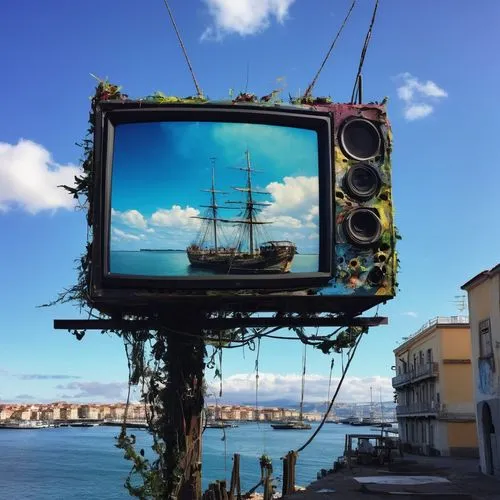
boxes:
[396,316,469,351]
[392,362,439,388]
[396,402,476,420]
[396,402,438,416]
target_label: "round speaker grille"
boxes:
[340,118,381,161]
[344,163,381,201]
[344,209,382,246]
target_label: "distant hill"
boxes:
[239,399,396,415]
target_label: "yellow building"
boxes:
[462,264,500,475]
[393,316,478,457]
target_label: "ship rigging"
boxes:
[186,150,297,274]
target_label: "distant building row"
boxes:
[0,402,324,423]
[392,264,500,477]
[0,402,146,421]
[206,404,322,422]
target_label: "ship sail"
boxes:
[186,150,297,274]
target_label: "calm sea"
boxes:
[110,251,319,276]
[0,422,360,499]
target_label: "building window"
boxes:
[426,348,432,364]
[479,319,493,358]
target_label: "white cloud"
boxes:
[201,0,296,40]
[0,139,81,214]
[263,176,318,222]
[396,73,448,121]
[112,208,148,229]
[150,205,201,228]
[207,372,393,404]
[112,228,144,241]
[404,104,433,120]
[402,311,418,318]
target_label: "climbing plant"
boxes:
[45,77,399,499]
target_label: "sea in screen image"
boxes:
[110,121,320,277]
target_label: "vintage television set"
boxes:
[89,100,396,315]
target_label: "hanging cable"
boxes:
[350,0,379,104]
[294,330,365,453]
[302,0,357,100]
[162,0,204,98]
[326,358,334,413]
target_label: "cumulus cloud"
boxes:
[0,139,80,213]
[201,0,296,40]
[150,205,201,228]
[207,373,393,404]
[111,227,144,241]
[260,176,319,235]
[396,73,448,121]
[55,381,128,400]
[112,208,148,230]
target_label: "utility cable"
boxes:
[302,0,357,99]
[294,330,365,453]
[350,0,379,103]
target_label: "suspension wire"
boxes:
[162,0,204,98]
[350,0,379,104]
[294,330,365,453]
[326,357,334,412]
[302,0,357,100]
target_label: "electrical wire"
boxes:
[294,330,365,453]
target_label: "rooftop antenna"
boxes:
[452,294,468,314]
[302,0,357,100]
[350,0,379,104]
[162,0,204,98]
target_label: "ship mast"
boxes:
[226,150,272,254]
[246,150,255,254]
[192,158,229,253]
[300,344,307,422]
[210,160,218,252]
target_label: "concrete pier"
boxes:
[285,455,500,499]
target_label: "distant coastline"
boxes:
[139,249,185,252]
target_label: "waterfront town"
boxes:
[0,401,368,425]
[1,263,499,497]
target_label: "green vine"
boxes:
[44,77,386,499]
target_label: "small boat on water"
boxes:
[271,421,311,430]
[69,422,100,427]
[0,420,50,429]
[271,345,312,431]
[205,421,238,429]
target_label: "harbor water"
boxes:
[0,421,362,499]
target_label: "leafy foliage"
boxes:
[45,77,377,499]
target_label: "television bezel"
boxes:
[91,101,334,292]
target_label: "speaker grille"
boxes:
[344,163,381,201]
[343,209,382,246]
[340,118,381,161]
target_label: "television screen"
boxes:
[108,119,322,278]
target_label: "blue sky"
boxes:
[1,0,499,405]
[111,121,319,254]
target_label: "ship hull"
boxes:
[187,241,296,274]
[271,422,312,430]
